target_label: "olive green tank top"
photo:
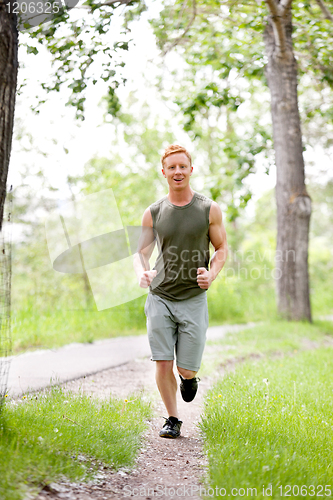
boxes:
[149,191,212,301]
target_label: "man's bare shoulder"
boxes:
[142,207,153,227]
[142,196,168,227]
[209,201,223,224]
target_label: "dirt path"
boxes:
[31,331,333,500]
[32,329,333,500]
[35,356,215,500]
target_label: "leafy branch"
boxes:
[314,0,333,22]
[161,0,197,56]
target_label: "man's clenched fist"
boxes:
[197,267,213,290]
[139,270,157,288]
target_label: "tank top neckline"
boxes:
[165,191,197,210]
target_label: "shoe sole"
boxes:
[180,391,197,402]
[159,432,180,439]
[180,381,198,402]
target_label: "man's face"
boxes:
[162,152,193,191]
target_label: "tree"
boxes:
[150,0,333,321]
[0,0,146,233]
[263,0,312,321]
[0,1,17,403]
[0,2,17,229]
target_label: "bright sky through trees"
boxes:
[14,0,333,210]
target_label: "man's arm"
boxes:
[133,208,157,288]
[197,202,228,290]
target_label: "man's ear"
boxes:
[162,168,166,178]
[190,166,193,175]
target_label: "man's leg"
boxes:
[175,294,209,402]
[177,367,197,380]
[144,294,182,437]
[155,360,178,418]
[156,360,183,439]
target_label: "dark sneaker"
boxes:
[179,375,200,402]
[159,417,182,439]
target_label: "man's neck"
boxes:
[167,187,194,206]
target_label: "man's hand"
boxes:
[197,267,213,290]
[139,270,157,288]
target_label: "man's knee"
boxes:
[177,366,197,379]
[156,360,174,376]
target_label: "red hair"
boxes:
[161,145,192,167]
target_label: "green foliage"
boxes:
[11,297,147,353]
[22,0,147,119]
[68,98,176,225]
[202,345,333,495]
[151,0,333,98]
[0,387,152,500]
[308,178,333,245]
[150,0,277,219]
[307,179,333,314]
[149,0,333,220]
[173,81,273,220]
[207,242,333,327]
[206,180,333,327]
[123,0,148,28]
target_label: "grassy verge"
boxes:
[11,280,276,354]
[11,297,147,354]
[11,279,333,355]
[208,278,277,324]
[201,341,333,498]
[200,320,333,377]
[0,387,152,500]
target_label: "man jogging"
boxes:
[134,144,228,439]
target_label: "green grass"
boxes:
[11,279,276,354]
[201,320,333,376]
[0,387,152,500]
[201,346,333,499]
[208,277,277,324]
[11,271,333,355]
[11,296,147,354]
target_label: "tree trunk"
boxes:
[264,12,312,321]
[0,1,18,231]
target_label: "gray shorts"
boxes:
[144,292,208,372]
